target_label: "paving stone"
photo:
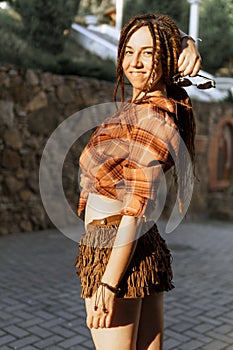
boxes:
[13,310,35,321]
[50,325,76,338]
[33,318,64,328]
[170,321,194,332]
[0,335,16,346]
[0,311,12,320]
[198,315,223,326]
[34,310,55,320]
[215,325,233,334]
[17,317,44,328]
[0,220,233,350]
[184,330,213,344]
[225,311,233,320]
[81,345,95,350]
[27,325,52,338]
[53,310,77,321]
[9,335,40,349]
[218,317,233,326]
[166,329,190,343]
[202,340,228,350]
[179,339,204,350]
[34,335,64,349]
[0,317,23,328]
[3,325,29,338]
[75,325,92,338]
[164,337,181,349]
[206,330,233,344]
[58,334,87,348]
[80,339,95,349]
[192,322,216,333]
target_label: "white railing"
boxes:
[71,23,118,62]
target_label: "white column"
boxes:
[188,0,202,42]
[115,0,124,32]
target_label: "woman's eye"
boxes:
[125,50,133,55]
[143,51,153,56]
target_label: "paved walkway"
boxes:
[0,219,233,350]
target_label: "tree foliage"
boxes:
[122,0,233,74]
[199,0,233,73]
[123,0,189,31]
[8,0,233,73]
[78,0,112,16]
[8,0,80,53]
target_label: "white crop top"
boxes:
[85,193,123,228]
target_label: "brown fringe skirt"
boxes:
[75,220,174,299]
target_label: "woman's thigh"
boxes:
[136,292,164,350]
[85,297,142,350]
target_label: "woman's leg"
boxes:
[136,292,164,350]
[85,297,142,350]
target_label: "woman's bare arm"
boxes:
[86,215,141,329]
[178,30,202,76]
[101,215,140,286]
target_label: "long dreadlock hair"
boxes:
[114,13,196,210]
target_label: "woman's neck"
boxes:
[132,81,167,101]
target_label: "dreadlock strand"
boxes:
[144,22,161,94]
[114,12,196,178]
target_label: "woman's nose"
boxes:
[130,53,143,67]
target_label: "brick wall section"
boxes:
[0,66,232,234]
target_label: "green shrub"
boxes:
[8,0,80,53]
[0,8,116,81]
[0,32,116,80]
[123,0,189,31]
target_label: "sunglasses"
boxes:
[173,73,216,89]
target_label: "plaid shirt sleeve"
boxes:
[121,105,179,217]
[77,101,180,218]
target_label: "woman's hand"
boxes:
[86,285,116,329]
[178,37,202,77]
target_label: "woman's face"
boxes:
[122,26,163,99]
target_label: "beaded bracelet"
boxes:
[98,282,121,295]
[94,282,121,313]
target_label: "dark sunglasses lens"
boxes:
[197,81,214,89]
[176,78,192,87]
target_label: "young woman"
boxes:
[76,14,198,350]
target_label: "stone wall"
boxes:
[0,66,232,235]
[192,100,233,220]
[0,66,116,235]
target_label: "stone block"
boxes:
[28,106,58,136]
[11,83,29,103]
[57,85,75,104]
[5,176,24,193]
[0,100,14,127]
[2,149,21,169]
[195,135,208,154]
[26,91,48,112]
[19,189,32,202]
[19,220,33,232]
[3,129,22,150]
[26,69,39,86]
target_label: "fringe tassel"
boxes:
[75,222,174,299]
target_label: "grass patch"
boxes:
[0,8,116,81]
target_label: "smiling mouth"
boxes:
[130,72,146,76]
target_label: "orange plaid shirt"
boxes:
[78,96,179,217]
